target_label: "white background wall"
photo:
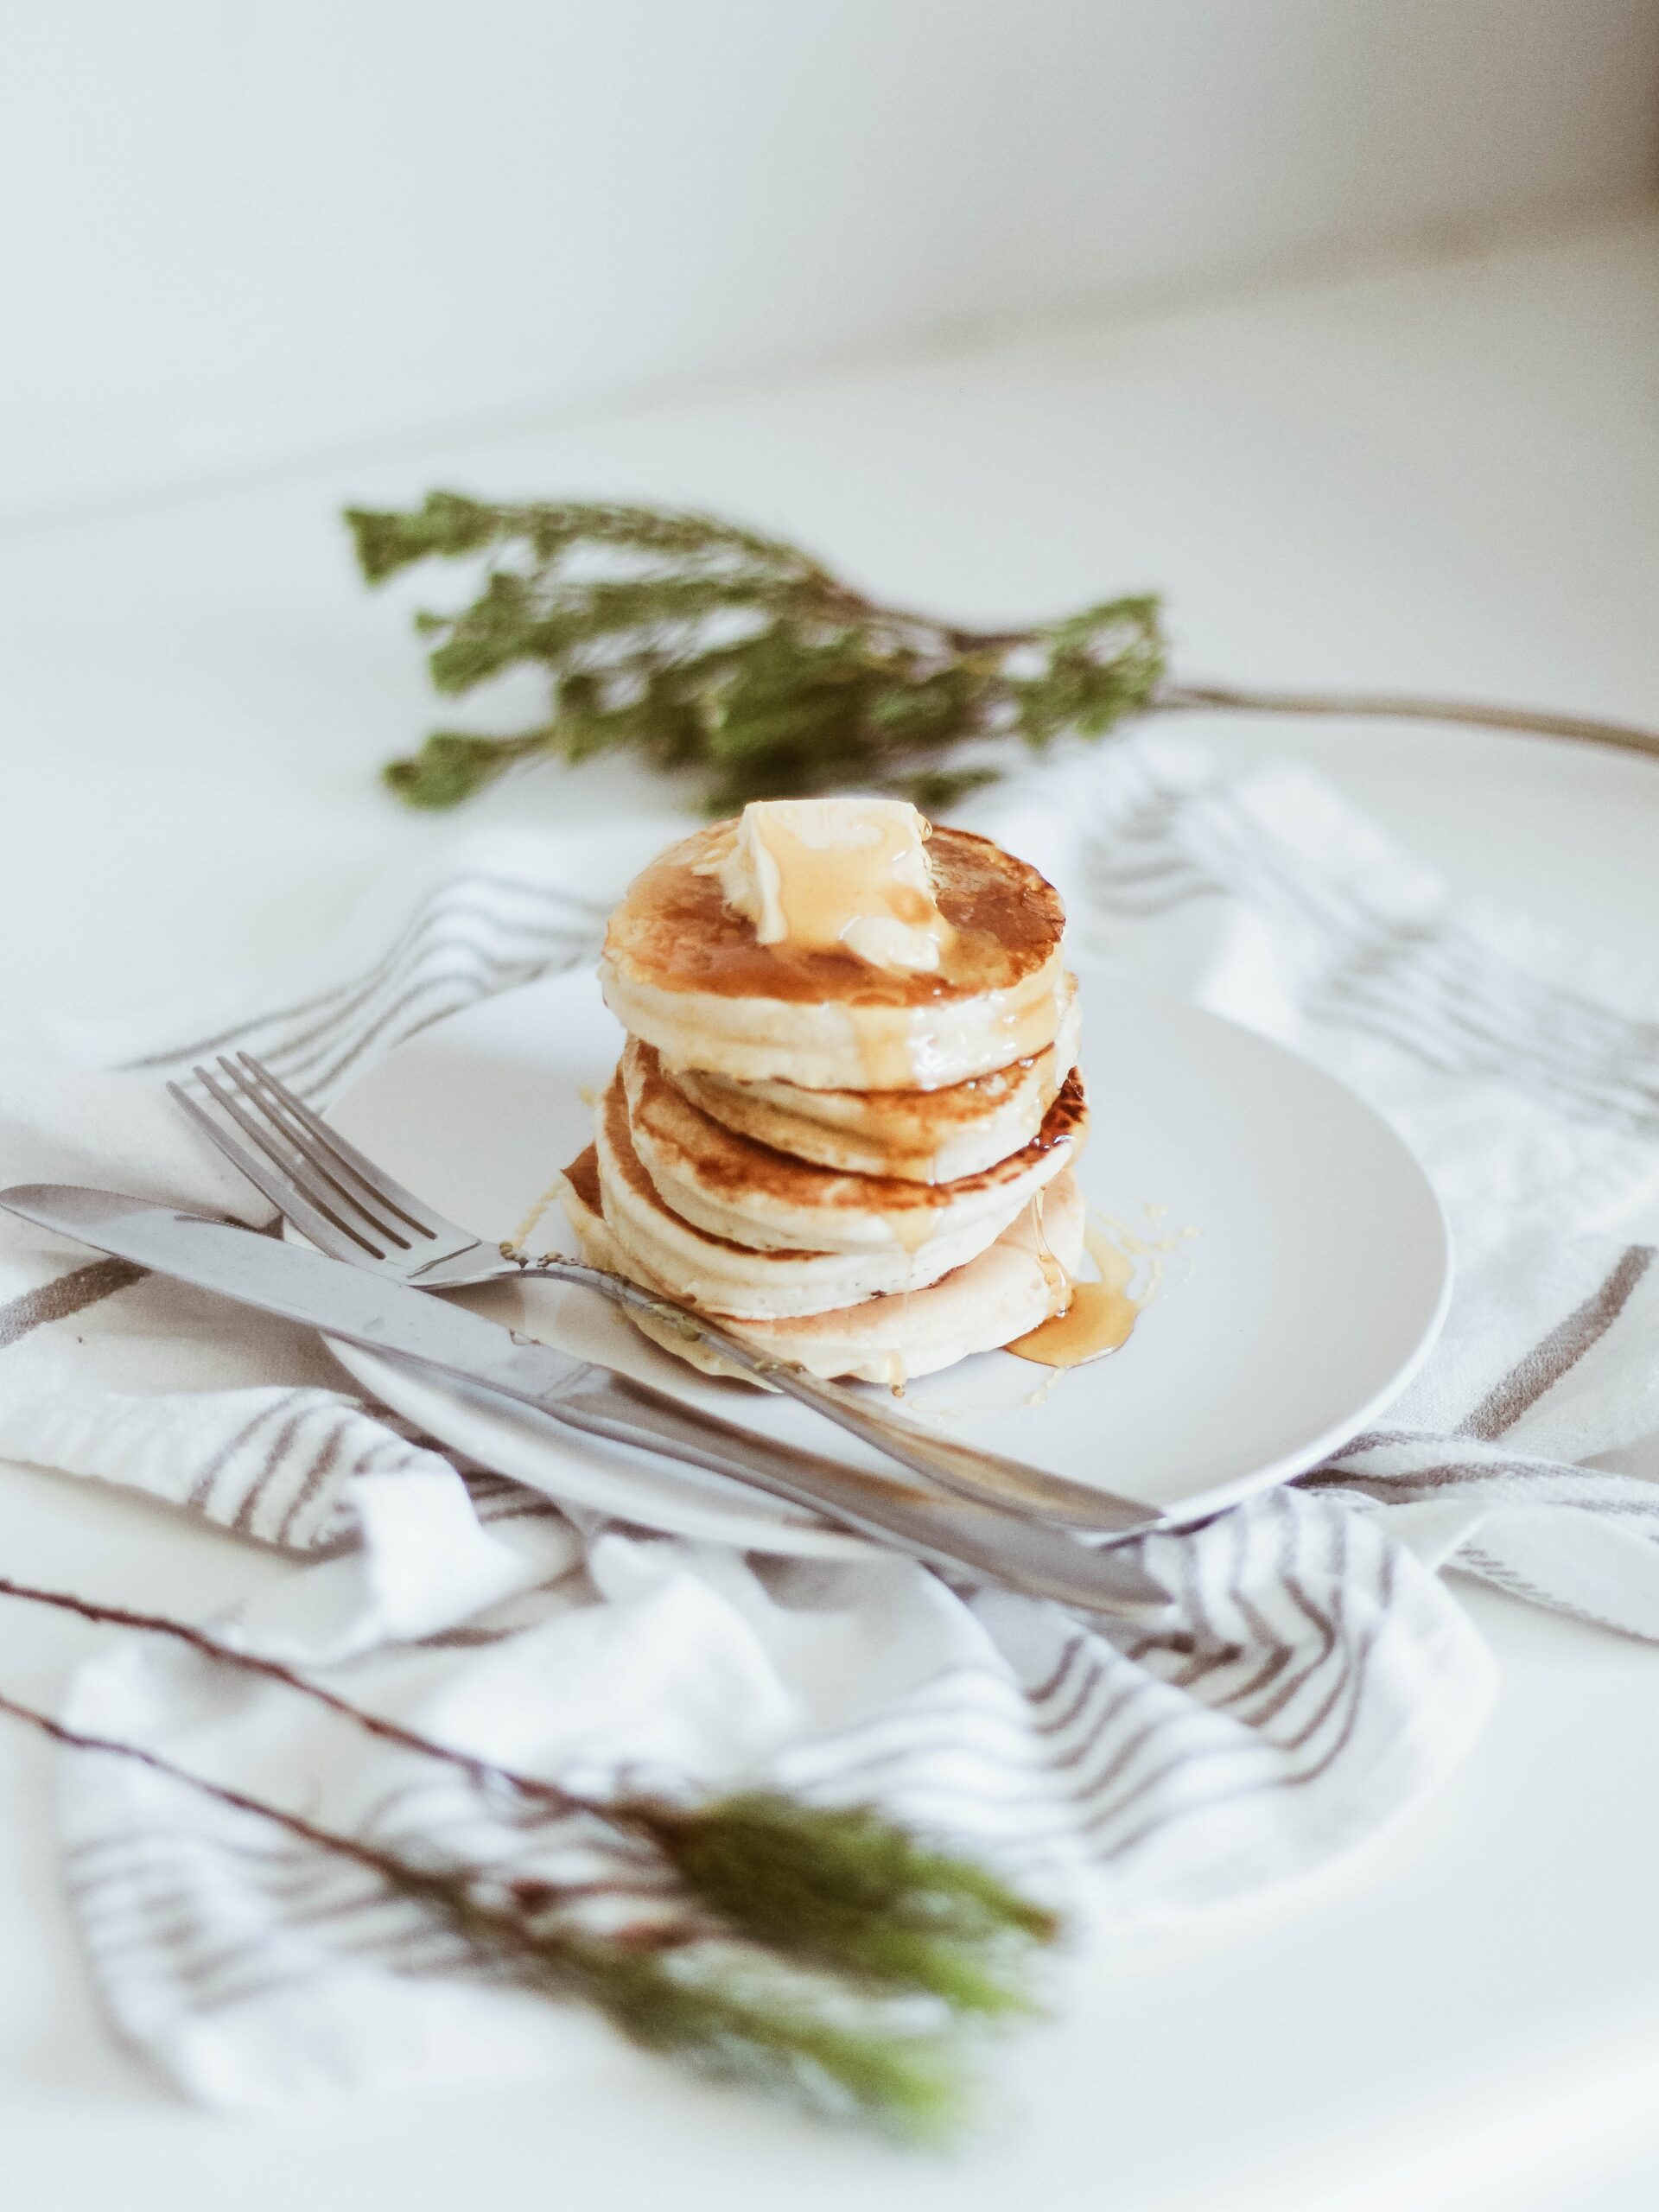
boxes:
[3,0,1657,524]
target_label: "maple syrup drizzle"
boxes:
[505,1172,578,1257]
[1004,1282,1138,1369]
[1028,1185,1071,1318]
[1006,1203,1139,1369]
[857,1004,924,1090]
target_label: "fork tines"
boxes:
[169,1053,445,1263]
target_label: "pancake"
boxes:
[594,1072,1026,1316]
[599,821,1069,1091]
[668,982,1081,1184]
[621,1035,1086,1258]
[561,1144,1087,1385]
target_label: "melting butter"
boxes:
[888,1204,943,1255]
[702,798,956,974]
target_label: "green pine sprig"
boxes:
[361,1848,998,2140]
[639,1791,1055,2018]
[0,1574,1060,2139]
[347,492,1166,814]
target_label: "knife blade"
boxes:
[0,1183,1171,1617]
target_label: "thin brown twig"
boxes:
[0,1687,702,2001]
[0,1573,645,1825]
[0,1574,1056,2129]
[1154,682,1659,765]
[804,575,1030,656]
[0,1684,400,1882]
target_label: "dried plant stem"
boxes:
[1154,682,1659,765]
[0,1573,582,1816]
[0,1684,403,1883]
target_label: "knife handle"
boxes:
[523,1256,1165,1537]
[535,1366,1170,1618]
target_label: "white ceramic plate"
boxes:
[322,965,1451,1555]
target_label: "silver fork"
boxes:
[169,1052,1168,1540]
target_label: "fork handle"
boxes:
[518,1256,1167,1538]
[531,1363,1169,1617]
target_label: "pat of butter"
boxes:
[704,798,955,972]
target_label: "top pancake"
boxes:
[599,820,1069,1091]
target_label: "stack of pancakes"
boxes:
[559,817,1088,1383]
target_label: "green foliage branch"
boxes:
[347,493,1165,814]
[0,1573,1058,2139]
[349,491,1659,814]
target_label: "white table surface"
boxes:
[3,205,1659,2212]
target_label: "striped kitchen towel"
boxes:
[3,738,1658,2109]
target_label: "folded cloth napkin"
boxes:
[3,735,1659,2109]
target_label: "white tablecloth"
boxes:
[3,207,1658,2212]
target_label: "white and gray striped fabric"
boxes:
[3,740,1658,2109]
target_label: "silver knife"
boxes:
[0,1184,1171,1618]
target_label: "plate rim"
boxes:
[325,1336,878,1556]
